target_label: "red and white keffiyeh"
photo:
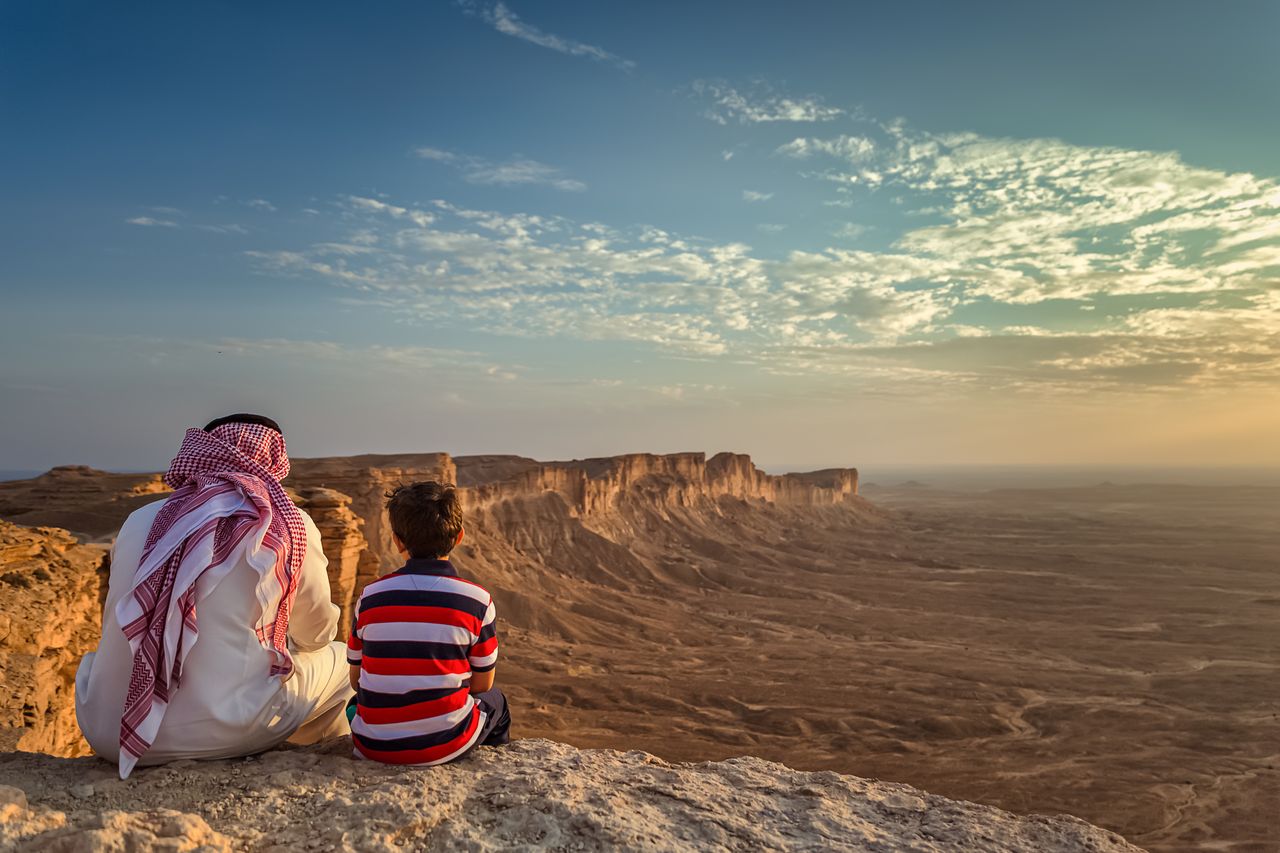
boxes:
[115,422,307,778]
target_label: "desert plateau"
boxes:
[0,453,1275,851]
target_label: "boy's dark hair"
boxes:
[385,481,464,559]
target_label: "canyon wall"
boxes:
[458,451,858,517]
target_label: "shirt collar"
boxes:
[398,558,457,577]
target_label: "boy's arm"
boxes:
[346,594,363,692]
[470,668,495,693]
[468,597,499,695]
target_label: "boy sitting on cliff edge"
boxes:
[345,481,511,764]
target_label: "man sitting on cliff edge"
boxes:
[75,414,353,778]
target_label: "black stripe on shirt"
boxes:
[356,685,463,709]
[358,589,490,621]
[360,640,470,661]
[353,713,474,751]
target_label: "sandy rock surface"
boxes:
[0,738,1140,852]
[0,521,107,757]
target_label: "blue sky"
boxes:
[2,1,1279,471]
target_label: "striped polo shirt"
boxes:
[346,558,499,765]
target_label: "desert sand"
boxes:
[1,453,1276,851]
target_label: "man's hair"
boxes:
[203,413,283,434]
[385,481,464,559]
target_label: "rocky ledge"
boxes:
[0,738,1140,852]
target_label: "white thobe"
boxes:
[75,498,353,764]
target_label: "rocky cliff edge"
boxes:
[0,738,1141,852]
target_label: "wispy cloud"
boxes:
[194,223,249,235]
[126,210,246,235]
[777,135,876,162]
[414,146,586,191]
[460,1,634,71]
[742,190,774,203]
[247,198,277,212]
[691,79,844,124]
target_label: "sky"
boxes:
[2,0,1279,472]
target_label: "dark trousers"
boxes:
[471,688,511,748]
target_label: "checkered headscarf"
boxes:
[114,421,307,778]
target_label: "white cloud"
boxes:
[691,80,844,124]
[777,135,876,161]
[833,223,868,239]
[414,147,460,163]
[194,223,249,235]
[126,216,178,228]
[247,199,277,212]
[742,190,774,203]
[414,146,586,191]
[462,1,634,71]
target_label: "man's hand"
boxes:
[348,664,360,692]
[469,668,495,694]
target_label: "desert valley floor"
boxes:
[1,456,1276,852]
[503,483,1279,852]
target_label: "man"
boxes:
[75,414,352,778]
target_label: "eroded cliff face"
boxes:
[0,520,108,756]
[459,451,858,517]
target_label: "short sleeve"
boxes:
[468,598,498,672]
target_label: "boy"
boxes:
[345,481,511,764]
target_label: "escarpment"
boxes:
[457,451,858,517]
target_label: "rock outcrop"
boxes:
[0,521,107,757]
[0,738,1141,852]
[295,488,367,640]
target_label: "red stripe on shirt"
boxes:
[356,691,472,725]
[360,655,473,676]
[358,605,481,636]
